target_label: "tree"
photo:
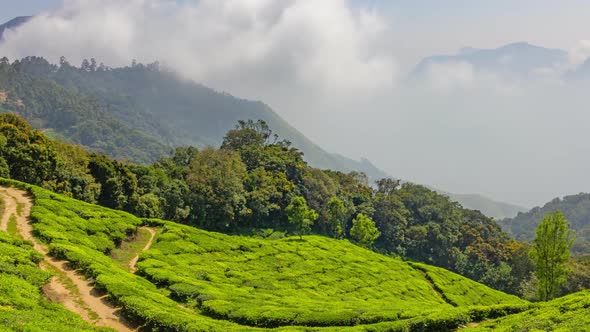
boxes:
[350,213,380,247]
[286,196,318,239]
[326,197,348,238]
[530,211,574,301]
[186,148,247,230]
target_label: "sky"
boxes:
[1,0,590,207]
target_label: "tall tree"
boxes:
[530,211,574,301]
[186,148,247,230]
[326,197,348,238]
[350,213,380,247]
[286,196,318,239]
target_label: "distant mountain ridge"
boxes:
[500,192,590,255]
[410,41,568,79]
[444,192,526,220]
[0,16,31,40]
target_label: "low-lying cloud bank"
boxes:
[0,0,396,99]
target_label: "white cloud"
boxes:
[0,0,396,100]
[568,39,590,68]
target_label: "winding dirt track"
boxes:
[0,188,16,231]
[0,187,134,332]
[129,227,156,273]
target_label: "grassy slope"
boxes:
[138,222,526,328]
[110,227,154,270]
[0,179,532,331]
[463,290,590,331]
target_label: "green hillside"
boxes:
[500,193,590,255]
[138,222,524,328]
[0,179,530,331]
[0,112,531,294]
[0,56,387,179]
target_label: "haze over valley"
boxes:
[2,1,590,209]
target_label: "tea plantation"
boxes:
[137,221,527,328]
[0,231,109,331]
[0,179,544,331]
[462,290,590,331]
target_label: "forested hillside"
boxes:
[0,56,170,163]
[500,193,590,255]
[0,56,387,179]
[0,113,535,295]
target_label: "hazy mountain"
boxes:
[410,42,568,78]
[0,16,30,40]
[444,192,526,220]
[0,54,388,179]
[500,193,590,255]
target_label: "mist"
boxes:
[1,0,590,207]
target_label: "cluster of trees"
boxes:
[0,113,539,294]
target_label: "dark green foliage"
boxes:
[286,196,318,239]
[502,193,590,255]
[186,148,247,229]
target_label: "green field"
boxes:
[0,179,539,331]
[138,222,526,328]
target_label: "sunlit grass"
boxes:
[0,178,533,331]
[110,227,154,270]
[7,214,20,238]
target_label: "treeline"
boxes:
[0,113,533,294]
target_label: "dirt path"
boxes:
[129,227,156,273]
[0,188,16,231]
[1,187,134,332]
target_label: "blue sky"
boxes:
[0,0,60,23]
